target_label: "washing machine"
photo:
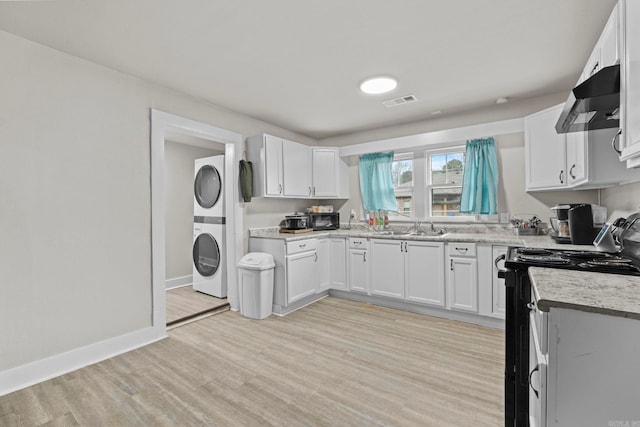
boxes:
[194,155,224,218]
[193,154,226,297]
[192,221,226,297]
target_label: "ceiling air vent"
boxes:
[382,95,418,108]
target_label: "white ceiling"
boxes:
[0,0,617,139]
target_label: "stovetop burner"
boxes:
[514,254,571,264]
[506,247,640,276]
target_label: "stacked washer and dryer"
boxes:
[192,155,227,298]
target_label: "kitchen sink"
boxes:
[375,229,447,237]
[375,230,409,236]
[406,230,447,237]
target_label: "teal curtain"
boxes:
[359,151,398,212]
[460,137,499,214]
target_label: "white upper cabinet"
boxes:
[282,139,312,197]
[525,105,567,191]
[312,148,338,197]
[525,104,640,191]
[619,0,640,165]
[247,134,349,199]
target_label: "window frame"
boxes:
[425,145,473,222]
[389,152,414,219]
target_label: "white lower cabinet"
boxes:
[286,250,317,303]
[316,238,330,293]
[348,238,369,294]
[446,243,478,313]
[250,235,501,324]
[370,239,446,304]
[329,237,347,290]
[249,236,323,314]
[370,239,405,299]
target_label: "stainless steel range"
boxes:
[498,213,640,427]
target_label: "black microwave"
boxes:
[308,212,339,230]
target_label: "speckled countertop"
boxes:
[249,224,591,250]
[529,267,640,320]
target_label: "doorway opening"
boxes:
[150,110,243,337]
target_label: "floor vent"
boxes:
[382,95,418,107]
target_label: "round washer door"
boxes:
[193,233,220,277]
[194,165,221,209]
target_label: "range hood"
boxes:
[555,64,620,133]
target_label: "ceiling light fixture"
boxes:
[496,97,509,104]
[360,76,398,95]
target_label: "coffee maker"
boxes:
[550,204,607,244]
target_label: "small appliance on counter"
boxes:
[549,203,607,244]
[308,212,339,231]
[280,213,311,233]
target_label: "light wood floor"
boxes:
[166,286,228,326]
[0,297,504,426]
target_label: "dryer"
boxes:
[194,155,224,218]
[193,154,226,298]
[192,221,226,297]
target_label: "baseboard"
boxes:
[165,275,192,290]
[0,326,165,397]
[329,290,505,330]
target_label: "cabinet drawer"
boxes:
[448,242,476,257]
[349,237,368,249]
[286,238,317,255]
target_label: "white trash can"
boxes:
[238,252,275,319]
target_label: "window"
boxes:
[391,153,413,216]
[427,148,469,217]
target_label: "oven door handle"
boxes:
[495,253,507,278]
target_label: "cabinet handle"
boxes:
[450,259,454,271]
[400,242,403,252]
[494,253,506,270]
[313,187,316,196]
[527,302,536,311]
[315,253,318,262]
[590,61,599,77]
[529,364,540,398]
[559,170,564,184]
[278,184,282,194]
[363,252,366,262]
[569,164,576,180]
[455,247,468,253]
[404,242,408,252]
[612,128,622,155]
[299,244,306,248]
[354,241,362,246]
[309,186,312,196]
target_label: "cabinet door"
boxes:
[329,238,347,290]
[264,134,283,196]
[312,148,338,197]
[282,139,311,197]
[348,249,368,294]
[286,251,317,304]
[491,246,507,318]
[316,238,330,293]
[406,241,445,307]
[370,239,405,299]
[525,105,567,190]
[447,257,478,312]
[565,131,588,187]
[600,5,619,69]
[620,0,640,162]
[529,312,547,427]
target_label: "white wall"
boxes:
[164,141,221,282]
[0,29,316,376]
